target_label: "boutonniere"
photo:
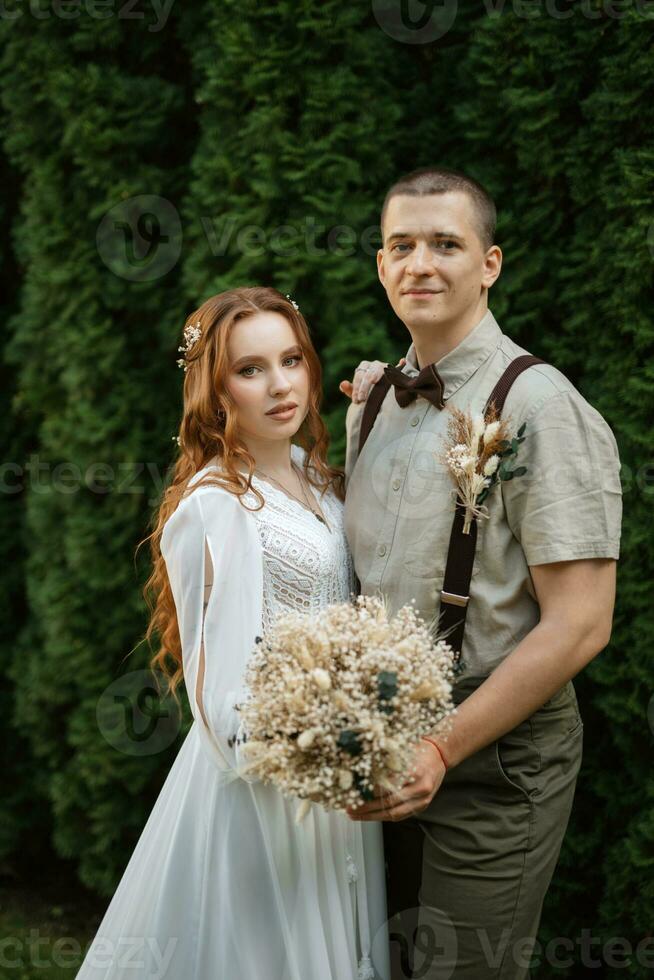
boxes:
[437,405,528,534]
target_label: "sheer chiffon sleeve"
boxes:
[160,483,264,783]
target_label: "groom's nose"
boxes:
[405,241,436,277]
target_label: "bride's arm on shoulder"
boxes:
[339,357,406,485]
[160,486,263,777]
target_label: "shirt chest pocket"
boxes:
[402,542,482,581]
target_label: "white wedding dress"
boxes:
[76,443,390,980]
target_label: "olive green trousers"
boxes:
[382,674,584,979]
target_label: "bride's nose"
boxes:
[269,368,293,397]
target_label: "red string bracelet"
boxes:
[421,735,450,771]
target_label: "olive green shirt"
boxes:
[343,308,622,677]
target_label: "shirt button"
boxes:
[377,544,387,557]
[392,479,401,491]
[410,416,420,427]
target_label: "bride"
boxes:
[76,286,391,980]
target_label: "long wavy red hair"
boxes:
[136,286,345,703]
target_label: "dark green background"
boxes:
[1,1,652,976]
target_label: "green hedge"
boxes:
[1,4,651,975]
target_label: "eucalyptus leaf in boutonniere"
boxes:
[437,404,529,535]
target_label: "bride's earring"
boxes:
[217,408,226,423]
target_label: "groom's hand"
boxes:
[339,358,406,403]
[345,740,447,822]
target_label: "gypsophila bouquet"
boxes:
[438,404,528,534]
[236,595,457,823]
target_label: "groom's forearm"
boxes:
[429,616,606,769]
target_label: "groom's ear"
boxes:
[481,244,503,289]
[376,247,386,288]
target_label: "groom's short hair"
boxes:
[381,168,497,251]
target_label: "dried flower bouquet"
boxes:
[237,595,457,823]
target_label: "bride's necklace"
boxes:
[254,461,332,533]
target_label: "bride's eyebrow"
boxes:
[231,345,302,368]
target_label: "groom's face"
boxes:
[377,191,499,330]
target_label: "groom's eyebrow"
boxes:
[231,345,302,368]
[386,230,465,243]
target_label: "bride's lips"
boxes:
[265,403,298,420]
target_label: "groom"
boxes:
[340,168,622,979]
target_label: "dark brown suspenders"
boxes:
[354,354,546,675]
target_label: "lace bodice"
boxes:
[178,445,357,774]
[240,445,356,633]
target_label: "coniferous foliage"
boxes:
[1,4,651,972]
[0,8,196,894]
[181,0,409,458]
[0,146,40,865]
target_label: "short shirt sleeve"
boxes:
[501,389,622,565]
[344,399,365,487]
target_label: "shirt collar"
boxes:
[403,308,503,401]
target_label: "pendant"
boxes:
[312,510,331,533]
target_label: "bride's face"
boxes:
[225,311,311,441]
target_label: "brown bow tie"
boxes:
[383,363,446,410]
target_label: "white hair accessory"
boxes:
[286,294,300,312]
[177,320,202,371]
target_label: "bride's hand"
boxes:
[339,357,406,404]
